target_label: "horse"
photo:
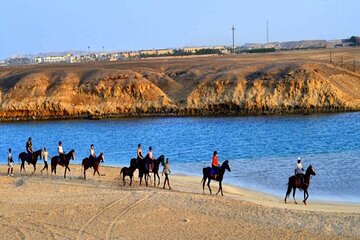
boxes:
[120,158,137,186]
[50,150,75,179]
[201,160,231,196]
[151,155,165,187]
[138,154,164,187]
[18,149,43,175]
[284,165,316,205]
[137,155,150,186]
[81,153,105,180]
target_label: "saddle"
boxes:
[210,168,219,180]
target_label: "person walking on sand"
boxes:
[7,148,14,176]
[162,158,171,190]
[40,147,49,174]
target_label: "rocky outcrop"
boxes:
[0,59,359,121]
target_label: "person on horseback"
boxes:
[295,157,305,185]
[89,144,96,167]
[137,144,143,160]
[58,141,65,163]
[148,146,155,172]
[211,151,219,179]
[26,137,33,163]
[137,144,144,178]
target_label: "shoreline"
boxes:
[1,164,359,239]
[1,164,359,213]
[0,109,356,123]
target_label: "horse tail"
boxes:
[120,168,123,177]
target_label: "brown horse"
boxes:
[18,149,43,175]
[81,153,105,180]
[120,158,137,186]
[202,160,231,196]
[50,150,75,179]
[284,165,316,205]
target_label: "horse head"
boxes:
[99,152,105,163]
[221,160,231,172]
[69,149,75,160]
[306,164,316,176]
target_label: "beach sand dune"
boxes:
[0,165,359,239]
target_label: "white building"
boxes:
[43,55,67,63]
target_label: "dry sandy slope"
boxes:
[1,48,360,120]
[0,165,359,240]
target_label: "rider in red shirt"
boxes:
[212,151,219,178]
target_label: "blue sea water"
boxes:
[0,113,359,202]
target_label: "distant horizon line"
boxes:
[2,35,357,60]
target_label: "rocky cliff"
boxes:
[0,56,360,120]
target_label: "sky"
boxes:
[0,0,358,59]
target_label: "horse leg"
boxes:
[130,176,133,187]
[84,167,87,180]
[64,166,67,179]
[293,187,297,204]
[67,166,72,179]
[216,181,223,196]
[153,173,156,187]
[303,190,309,205]
[284,184,292,203]
[123,174,126,186]
[207,178,212,194]
[145,174,148,187]
[156,173,160,186]
[31,164,36,176]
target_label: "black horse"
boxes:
[151,155,165,187]
[138,154,164,187]
[202,160,231,196]
[284,165,316,205]
[120,158,137,186]
[50,150,75,179]
[18,149,43,175]
[81,153,105,180]
[137,155,150,186]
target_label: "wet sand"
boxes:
[0,164,359,239]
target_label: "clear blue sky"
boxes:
[0,0,358,59]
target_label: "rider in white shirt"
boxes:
[89,144,96,166]
[295,157,305,184]
[58,141,64,163]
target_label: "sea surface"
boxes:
[0,113,359,203]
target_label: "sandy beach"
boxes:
[0,164,359,240]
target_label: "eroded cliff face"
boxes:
[0,60,359,120]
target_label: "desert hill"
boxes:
[0,48,359,120]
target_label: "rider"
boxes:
[295,157,305,185]
[148,146,155,172]
[212,151,219,178]
[89,144,96,167]
[137,144,144,178]
[26,137,33,162]
[58,141,65,163]
[137,144,143,160]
